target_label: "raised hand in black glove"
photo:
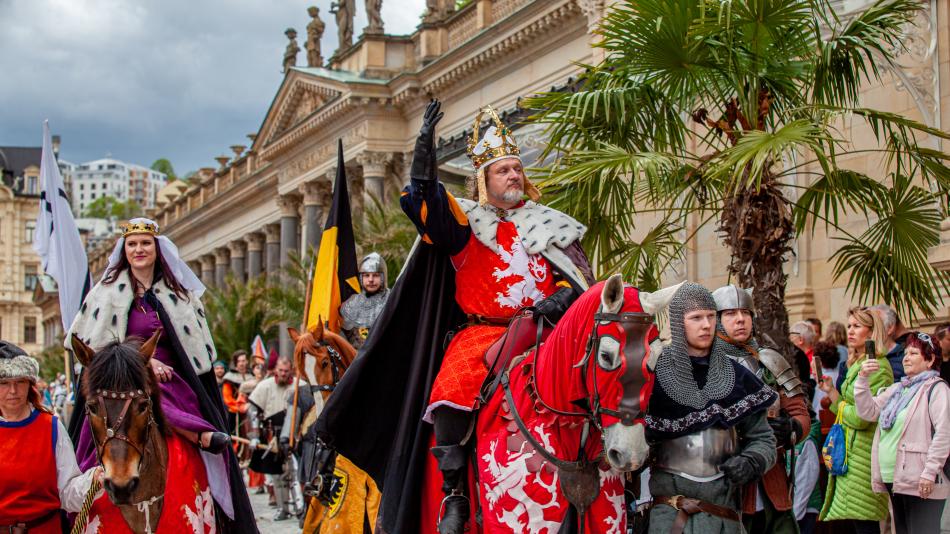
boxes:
[719,454,760,487]
[304,439,343,506]
[768,414,801,449]
[534,286,578,324]
[410,99,445,182]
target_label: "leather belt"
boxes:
[1,509,60,534]
[652,495,739,534]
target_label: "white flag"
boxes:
[33,120,90,332]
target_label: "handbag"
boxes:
[822,401,849,475]
[926,379,950,481]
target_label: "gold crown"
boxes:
[122,221,159,237]
[466,106,521,170]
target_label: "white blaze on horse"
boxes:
[474,275,679,532]
[71,333,215,534]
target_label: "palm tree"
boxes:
[203,274,276,359]
[525,0,950,347]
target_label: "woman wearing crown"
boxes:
[65,218,259,533]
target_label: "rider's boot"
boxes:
[432,444,469,534]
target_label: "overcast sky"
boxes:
[0,0,426,175]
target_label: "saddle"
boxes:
[482,313,552,372]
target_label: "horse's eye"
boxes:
[135,400,149,414]
[597,336,622,372]
[321,360,330,369]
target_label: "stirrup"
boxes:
[436,489,468,529]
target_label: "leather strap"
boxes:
[652,495,739,534]
[1,508,60,533]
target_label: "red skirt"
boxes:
[424,324,506,421]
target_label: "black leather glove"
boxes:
[534,287,577,324]
[410,99,444,182]
[768,414,798,449]
[304,439,343,506]
[719,453,760,487]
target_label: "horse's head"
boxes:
[289,322,357,401]
[72,332,165,504]
[569,275,680,472]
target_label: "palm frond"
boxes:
[830,174,949,320]
[811,0,922,107]
[791,169,889,234]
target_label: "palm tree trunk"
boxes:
[719,176,796,358]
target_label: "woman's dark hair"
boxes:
[813,341,841,370]
[102,235,188,300]
[905,332,942,371]
[231,350,248,367]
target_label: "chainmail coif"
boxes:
[655,282,736,410]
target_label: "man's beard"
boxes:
[492,186,523,204]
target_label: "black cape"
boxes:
[68,289,259,534]
[315,243,465,534]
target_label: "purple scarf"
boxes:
[880,370,938,430]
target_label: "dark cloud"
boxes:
[0,0,424,174]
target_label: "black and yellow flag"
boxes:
[307,140,360,333]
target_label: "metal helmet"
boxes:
[358,252,387,290]
[712,284,754,314]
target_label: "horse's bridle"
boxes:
[311,342,347,393]
[86,388,155,467]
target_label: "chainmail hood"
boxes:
[655,282,736,410]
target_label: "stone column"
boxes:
[399,151,413,186]
[200,255,215,287]
[357,151,392,207]
[300,181,328,255]
[264,223,281,280]
[347,166,365,226]
[228,240,247,283]
[213,247,230,288]
[277,194,301,358]
[245,232,265,279]
[277,195,302,267]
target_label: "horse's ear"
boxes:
[639,281,684,316]
[70,334,95,367]
[140,329,162,362]
[601,274,624,314]
[288,327,301,343]
[313,318,324,340]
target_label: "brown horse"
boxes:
[71,332,169,534]
[288,323,381,533]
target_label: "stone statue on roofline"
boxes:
[283,28,300,73]
[306,6,325,67]
[365,0,384,34]
[329,0,355,51]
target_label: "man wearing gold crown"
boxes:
[311,100,594,534]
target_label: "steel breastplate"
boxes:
[653,426,738,482]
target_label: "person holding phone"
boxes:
[817,306,894,533]
[853,332,950,534]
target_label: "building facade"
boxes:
[71,157,166,214]
[132,0,950,352]
[0,146,44,354]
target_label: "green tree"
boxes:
[203,274,276,358]
[151,158,178,181]
[526,0,950,348]
[82,195,143,220]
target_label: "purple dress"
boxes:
[76,296,233,516]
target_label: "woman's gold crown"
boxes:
[121,221,159,237]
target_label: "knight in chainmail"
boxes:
[340,252,390,349]
[646,282,777,534]
[712,284,811,534]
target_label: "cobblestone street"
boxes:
[248,487,304,533]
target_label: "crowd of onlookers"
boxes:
[783,309,950,534]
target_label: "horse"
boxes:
[71,332,215,534]
[288,322,381,533]
[472,275,679,532]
